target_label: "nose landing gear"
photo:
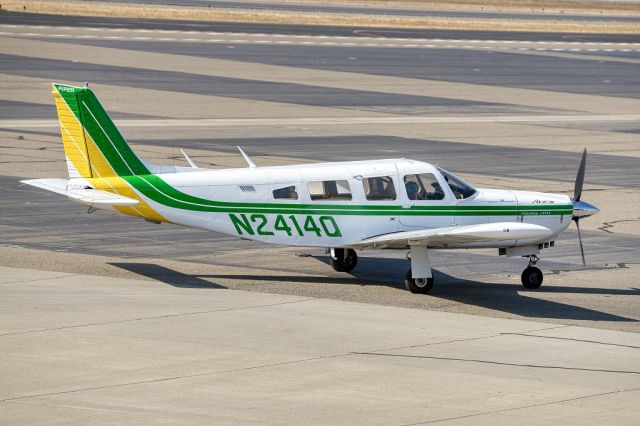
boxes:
[521,255,543,289]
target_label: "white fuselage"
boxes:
[74,159,573,249]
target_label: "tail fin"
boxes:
[52,83,149,179]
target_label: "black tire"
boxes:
[404,269,434,294]
[521,266,543,289]
[330,248,358,273]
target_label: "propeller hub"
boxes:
[572,200,599,220]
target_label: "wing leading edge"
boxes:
[349,222,553,249]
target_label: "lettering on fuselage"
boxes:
[229,214,342,238]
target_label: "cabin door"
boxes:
[396,163,456,229]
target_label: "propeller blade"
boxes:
[575,218,586,267]
[574,148,587,202]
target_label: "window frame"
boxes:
[436,167,478,200]
[362,175,397,201]
[403,172,448,202]
[307,179,353,201]
[272,185,299,201]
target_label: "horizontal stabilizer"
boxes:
[20,178,69,196]
[21,178,139,207]
[350,222,553,249]
[67,189,140,206]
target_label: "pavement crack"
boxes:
[0,355,330,403]
[2,399,146,416]
[352,352,640,375]
[404,387,640,425]
[0,273,78,286]
[523,324,570,333]
[0,298,316,337]
[501,332,640,349]
[367,325,569,353]
[367,334,503,353]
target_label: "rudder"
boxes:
[51,83,149,179]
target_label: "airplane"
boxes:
[21,83,600,293]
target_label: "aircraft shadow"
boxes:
[110,259,637,323]
[427,273,637,323]
[110,262,226,289]
[321,256,640,323]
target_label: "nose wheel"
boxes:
[521,255,543,289]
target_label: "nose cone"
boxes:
[573,200,600,219]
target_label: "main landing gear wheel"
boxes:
[330,248,358,273]
[521,266,543,289]
[404,269,434,294]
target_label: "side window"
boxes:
[404,174,445,201]
[308,180,352,201]
[273,185,298,200]
[363,176,396,201]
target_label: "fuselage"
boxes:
[76,158,573,249]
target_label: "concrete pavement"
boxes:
[1,266,639,424]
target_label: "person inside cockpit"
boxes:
[405,181,420,200]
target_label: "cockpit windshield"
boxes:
[436,167,477,200]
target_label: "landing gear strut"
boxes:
[521,255,543,290]
[330,248,358,273]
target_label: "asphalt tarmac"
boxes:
[1,12,639,422]
[1,12,639,324]
[2,11,639,41]
[108,0,640,22]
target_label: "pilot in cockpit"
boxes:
[405,181,420,200]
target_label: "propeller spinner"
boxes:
[571,148,600,266]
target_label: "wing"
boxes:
[348,222,553,249]
[21,178,139,207]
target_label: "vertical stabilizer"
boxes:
[49,83,166,223]
[51,83,149,178]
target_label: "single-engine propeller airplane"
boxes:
[22,84,600,293]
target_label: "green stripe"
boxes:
[55,84,574,218]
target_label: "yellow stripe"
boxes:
[81,130,166,222]
[88,176,167,222]
[53,90,91,177]
[83,128,116,177]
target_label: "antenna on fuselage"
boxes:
[180,148,198,168]
[237,146,257,168]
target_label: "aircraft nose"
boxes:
[572,200,600,219]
